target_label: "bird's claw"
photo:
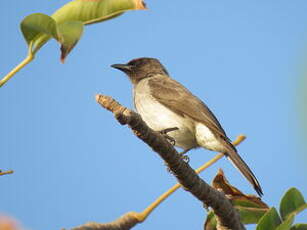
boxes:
[178,148,192,163]
[159,127,178,146]
[165,135,176,145]
[179,152,190,163]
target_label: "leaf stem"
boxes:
[133,135,246,222]
[0,51,34,87]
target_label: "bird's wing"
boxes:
[148,75,229,141]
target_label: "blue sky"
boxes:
[1,1,306,229]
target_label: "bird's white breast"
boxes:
[134,79,197,150]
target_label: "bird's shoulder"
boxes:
[147,75,229,140]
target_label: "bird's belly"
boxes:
[195,123,225,152]
[135,96,197,150]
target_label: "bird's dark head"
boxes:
[111,57,169,84]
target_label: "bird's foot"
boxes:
[178,148,193,163]
[159,127,178,145]
[178,151,190,163]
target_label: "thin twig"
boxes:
[71,212,139,230]
[0,170,14,176]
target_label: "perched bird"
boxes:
[111,57,263,196]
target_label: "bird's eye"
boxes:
[127,62,135,68]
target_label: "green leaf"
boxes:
[276,214,295,230]
[57,21,84,63]
[280,188,306,220]
[20,13,58,47]
[291,224,307,230]
[31,0,146,54]
[51,0,147,25]
[233,198,269,209]
[2,0,147,87]
[237,206,268,224]
[204,211,217,230]
[204,206,268,228]
[256,208,282,230]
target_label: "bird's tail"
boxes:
[225,145,263,196]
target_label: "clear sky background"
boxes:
[1,1,307,230]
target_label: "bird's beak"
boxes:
[111,64,132,73]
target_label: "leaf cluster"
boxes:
[21,0,146,62]
[205,170,307,230]
[0,0,146,87]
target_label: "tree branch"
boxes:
[70,94,245,230]
[71,212,139,230]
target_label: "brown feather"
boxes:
[148,75,228,140]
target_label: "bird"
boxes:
[111,57,263,196]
